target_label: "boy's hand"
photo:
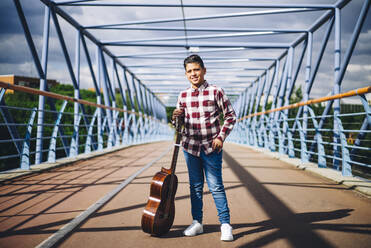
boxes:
[172,109,184,120]
[212,138,223,153]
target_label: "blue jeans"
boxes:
[183,149,230,224]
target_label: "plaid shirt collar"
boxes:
[190,81,208,92]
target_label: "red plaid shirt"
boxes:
[176,81,236,157]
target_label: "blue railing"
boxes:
[229,86,371,178]
[0,82,173,172]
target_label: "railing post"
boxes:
[283,46,295,158]
[142,85,151,140]
[121,76,129,145]
[268,59,280,151]
[99,52,114,148]
[302,32,313,162]
[48,101,68,162]
[333,8,342,170]
[275,58,288,154]
[136,82,146,141]
[131,76,142,143]
[96,46,103,150]
[85,108,98,154]
[35,6,50,164]
[260,67,275,149]
[81,35,99,151]
[20,108,37,170]
[247,81,259,145]
[110,59,120,146]
[307,107,326,168]
[70,30,81,157]
[123,70,137,144]
[114,64,128,145]
[152,92,161,140]
[254,76,266,147]
[237,90,247,144]
[148,89,155,141]
[335,115,352,176]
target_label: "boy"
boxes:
[173,54,236,241]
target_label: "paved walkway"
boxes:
[0,141,370,248]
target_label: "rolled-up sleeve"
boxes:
[216,88,236,142]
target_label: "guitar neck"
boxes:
[169,131,181,174]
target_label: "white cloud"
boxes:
[347,64,371,73]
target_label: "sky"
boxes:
[0,0,370,106]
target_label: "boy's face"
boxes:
[185,62,206,88]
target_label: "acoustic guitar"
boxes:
[141,117,183,236]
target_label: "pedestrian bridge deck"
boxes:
[0,141,370,248]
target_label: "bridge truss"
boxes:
[0,0,370,177]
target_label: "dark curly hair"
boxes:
[183,54,205,69]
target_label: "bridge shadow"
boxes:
[68,208,365,246]
[221,151,363,248]
[154,151,370,246]
[157,208,362,241]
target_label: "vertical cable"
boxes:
[180,0,189,55]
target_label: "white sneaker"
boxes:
[220,223,233,241]
[183,220,203,236]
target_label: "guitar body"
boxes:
[141,116,183,236]
[141,168,178,236]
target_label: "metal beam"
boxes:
[86,9,320,29]
[89,26,307,33]
[116,48,246,58]
[103,31,277,45]
[60,2,333,9]
[124,58,275,68]
[119,56,277,61]
[104,41,290,49]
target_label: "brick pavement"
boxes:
[0,142,370,248]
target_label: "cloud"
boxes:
[351,29,371,56]
[0,34,34,64]
[0,0,44,35]
[0,0,370,106]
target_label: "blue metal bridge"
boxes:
[0,1,370,247]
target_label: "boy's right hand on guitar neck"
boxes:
[172,109,184,121]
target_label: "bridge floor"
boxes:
[0,141,370,248]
